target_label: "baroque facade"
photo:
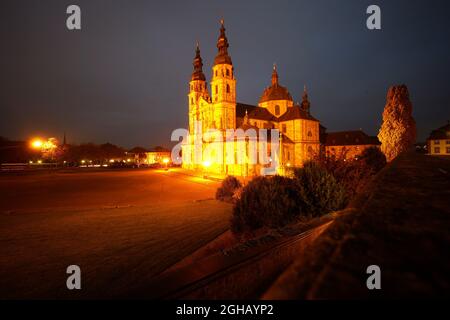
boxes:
[181,20,380,176]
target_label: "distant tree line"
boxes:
[0,137,160,164]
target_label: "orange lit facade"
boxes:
[427,122,450,156]
[182,20,321,177]
[324,130,381,160]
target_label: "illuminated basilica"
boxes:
[182,20,322,177]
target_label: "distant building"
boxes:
[146,147,171,165]
[127,147,149,166]
[325,130,381,160]
[427,122,450,156]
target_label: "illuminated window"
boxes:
[434,140,440,144]
[275,105,280,116]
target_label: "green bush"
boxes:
[231,176,302,234]
[293,161,347,217]
[216,176,242,202]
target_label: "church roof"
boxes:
[259,85,293,103]
[325,130,381,147]
[259,65,293,103]
[236,103,275,121]
[236,103,318,122]
[277,105,318,122]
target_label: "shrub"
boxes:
[231,176,302,235]
[216,176,242,202]
[312,152,380,202]
[293,161,347,217]
[357,147,386,173]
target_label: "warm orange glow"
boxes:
[163,158,170,164]
[30,139,43,149]
[203,160,211,167]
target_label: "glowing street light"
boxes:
[30,139,43,149]
[202,160,211,179]
[202,160,211,168]
[163,157,170,171]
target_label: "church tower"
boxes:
[300,85,311,114]
[210,19,236,130]
[188,43,209,132]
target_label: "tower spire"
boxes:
[214,19,232,65]
[191,42,205,81]
[271,63,279,86]
[301,84,311,114]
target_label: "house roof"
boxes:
[325,130,381,146]
[428,122,450,140]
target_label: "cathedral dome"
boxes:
[259,65,293,103]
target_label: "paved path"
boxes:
[0,169,231,299]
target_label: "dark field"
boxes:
[0,168,232,299]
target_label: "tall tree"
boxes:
[378,85,416,162]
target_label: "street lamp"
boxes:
[30,138,43,150]
[202,160,211,179]
[163,157,169,171]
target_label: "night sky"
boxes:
[1,0,449,148]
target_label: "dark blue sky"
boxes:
[1,0,449,148]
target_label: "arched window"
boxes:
[307,131,312,137]
[275,105,280,116]
[226,84,230,93]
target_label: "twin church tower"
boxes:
[188,19,237,132]
[183,20,321,176]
